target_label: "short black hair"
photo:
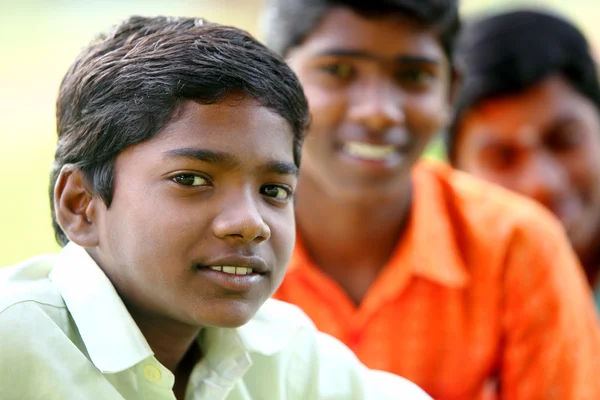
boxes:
[447,8,600,161]
[51,16,310,246]
[261,0,460,61]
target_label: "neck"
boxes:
[126,304,201,373]
[295,172,412,294]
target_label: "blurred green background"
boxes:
[1,0,599,266]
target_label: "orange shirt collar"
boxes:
[396,162,470,287]
[288,161,470,304]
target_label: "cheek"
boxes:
[405,92,449,135]
[267,209,296,269]
[304,85,347,133]
[562,149,600,195]
[488,172,528,194]
[106,195,200,266]
[460,160,507,186]
[456,149,520,189]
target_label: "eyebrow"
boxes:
[164,147,298,176]
[165,148,237,166]
[262,161,298,176]
[314,50,440,65]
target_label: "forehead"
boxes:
[118,98,295,166]
[462,75,592,138]
[292,7,444,60]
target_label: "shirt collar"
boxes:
[49,242,153,374]
[49,243,300,375]
[184,300,303,398]
[234,299,306,355]
[288,161,470,294]
[396,161,470,288]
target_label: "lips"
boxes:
[197,255,268,275]
[194,255,268,292]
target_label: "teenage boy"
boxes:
[262,1,600,399]
[448,9,600,312]
[0,16,430,400]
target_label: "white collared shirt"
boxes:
[0,243,430,399]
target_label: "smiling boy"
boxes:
[0,16,430,399]
[448,9,600,312]
[262,1,600,399]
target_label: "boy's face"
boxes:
[454,75,600,258]
[89,98,297,328]
[286,7,452,199]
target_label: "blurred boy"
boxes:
[449,9,600,311]
[0,16,430,399]
[262,1,600,399]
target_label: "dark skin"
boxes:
[287,8,454,304]
[54,98,298,398]
[127,307,201,398]
[454,74,600,287]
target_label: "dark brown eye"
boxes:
[484,146,520,169]
[546,130,582,152]
[395,68,435,89]
[172,174,208,186]
[260,185,291,201]
[320,63,355,79]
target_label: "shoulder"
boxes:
[0,254,72,345]
[0,255,118,399]
[0,254,65,314]
[0,257,77,364]
[416,160,565,241]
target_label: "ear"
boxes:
[54,165,101,247]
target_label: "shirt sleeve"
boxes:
[500,211,600,400]
[285,311,432,399]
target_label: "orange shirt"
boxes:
[274,161,600,400]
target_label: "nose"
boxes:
[519,152,569,208]
[347,76,405,133]
[212,188,271,245]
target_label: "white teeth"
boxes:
[236,267,253,275]
[208,266,254,275]
[343,141,396,160]
[222,266,237,274]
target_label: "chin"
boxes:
[198,300,261,329]
[334,180,407,202]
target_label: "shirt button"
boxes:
[143,365,162,382]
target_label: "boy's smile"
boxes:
[286,8,452,200]
[193,253,268,291]
[86,97,297,329]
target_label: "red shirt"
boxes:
[275,161,600,400]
